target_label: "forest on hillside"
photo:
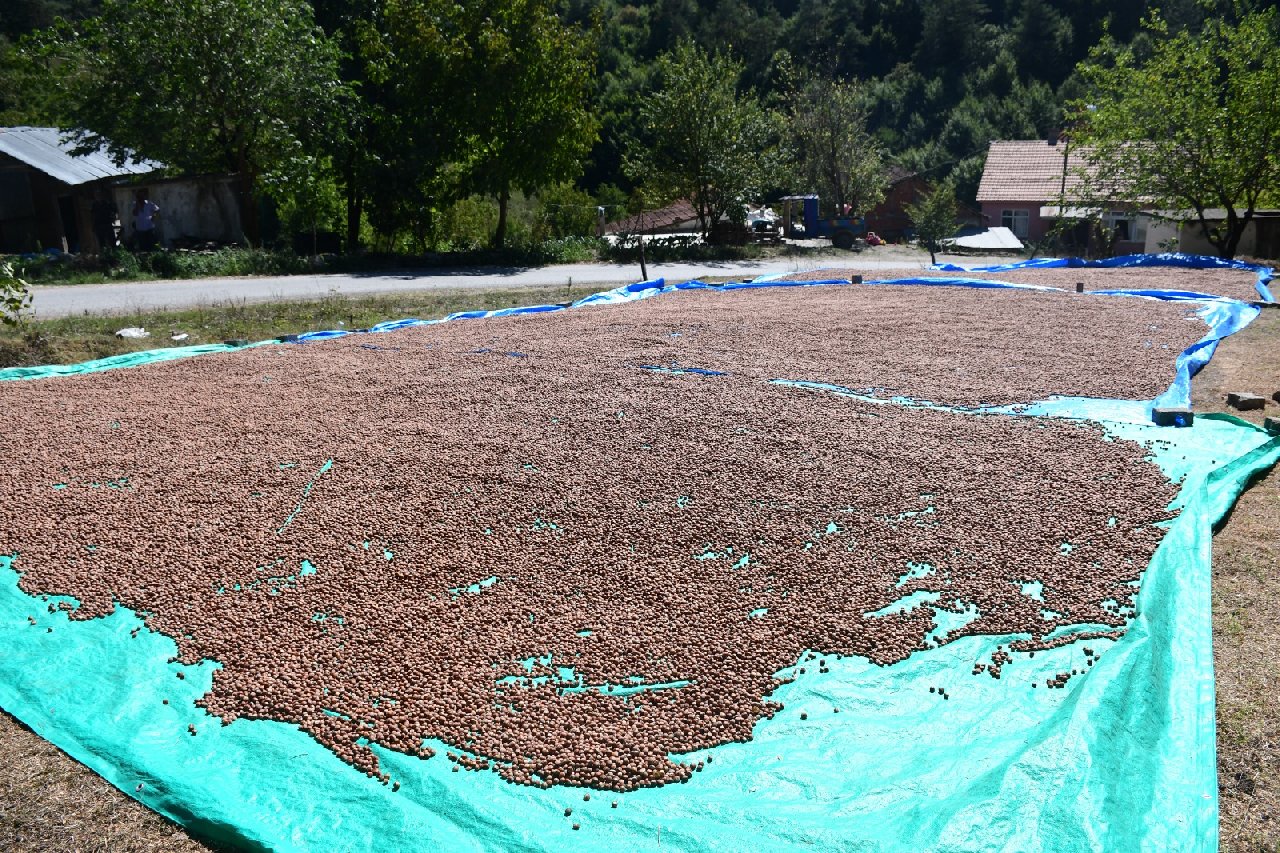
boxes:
[1,0,1277,252]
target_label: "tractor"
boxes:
[778,194,867,250]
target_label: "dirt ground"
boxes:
[0,288,1277,852]
[1193,306,1280,853]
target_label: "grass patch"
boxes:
[0,284,610,368]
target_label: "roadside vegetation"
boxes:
[0,284,618,368]
[3,236,826,288]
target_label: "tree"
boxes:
[1072,9,1280,259]
[626,41,784,239]
[1010,0,1073,87]
[357,0,597,249]
[788,76,888,215]
[55,0,346,245]
[905,178,958,264]
[357,0,468,249]
[456,0,600,249]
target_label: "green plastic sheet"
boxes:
[0,341,269,381]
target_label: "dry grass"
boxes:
[0,284,607,369]
[0,712,212,852]
[0,292,1277,852]
[1194,307,1280,853]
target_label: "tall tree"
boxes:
[626,41,784,239]
[458,0,600,248]
[788,76,888,215]
[1010,0,1073,86]
[309,0,379,251]
[1072,8,1280,258]
[53,0,346,245]
[357,0,467,247]
[914,0,993,85]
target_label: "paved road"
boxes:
[29,252,1010,318]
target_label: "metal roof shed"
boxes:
[0,126,161,186]
[0,126,162,254]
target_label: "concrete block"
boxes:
[1226,392,1266,411]
[1265,416,1280,435]
[1151,406,1194,427]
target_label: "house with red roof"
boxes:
[977,138,1280,258]
[975,138,1147,255]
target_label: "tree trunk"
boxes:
[1200,208,1249,260]
[344,158,362,253]
[235,151,260,247]
[1222,209,1250,260]
[494,185,510,249]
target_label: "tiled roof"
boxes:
[887,165,919,185]
[0,127,162,186]
[975,140,1093,203]
[604,199,699,233]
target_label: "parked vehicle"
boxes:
[778,195,867,249]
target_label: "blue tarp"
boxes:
[932,253,1275,303]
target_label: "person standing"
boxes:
[132,189,160,251]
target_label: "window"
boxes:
[1103,210,1139,243]
[1001,209,1029,240]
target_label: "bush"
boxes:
[536,183,599,239]
[4,247,311,284]
[600,234,764,263]
[0,260,31,325]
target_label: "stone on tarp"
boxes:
[1151,406,1194,427]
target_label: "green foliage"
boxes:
[9,0,1258,260]
[458,0,600,248]
[626,41,785,239]
[601,235,765,264]
[8,248,310,284]
[52,0,346,245]
[1072,8,1280,258]
[536,183,600,239]
[0,33,70,125]
[593,183,637,221]
[905,178,958,264]
[263,157,345,253]
[436,197,498,252]
[787,76,888,215]
[359,0,597,250]
[0,260,31,325]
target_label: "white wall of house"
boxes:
[1143,214,1274,256]
[1174,219,1258,257]
[1141,216,1179,253]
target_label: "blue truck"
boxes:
[778,194,868,250]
